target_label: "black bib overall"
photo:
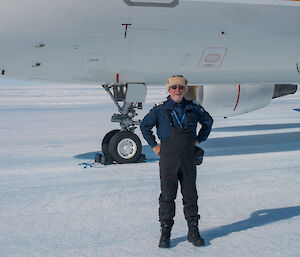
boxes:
[159,110,199,223]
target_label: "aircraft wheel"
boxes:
[108,131,142,163]
[102,129,120,158]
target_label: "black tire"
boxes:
[102,129,120,158]
[108,131,142,163]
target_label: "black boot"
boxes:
[159,220,174,248]
[187,218,205,247]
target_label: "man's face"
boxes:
[169,85,186,103]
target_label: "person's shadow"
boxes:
[171,206,300,247]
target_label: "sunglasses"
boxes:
[170,85,185,90]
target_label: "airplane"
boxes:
[0,0,299,163]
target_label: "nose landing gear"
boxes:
[96,83,147,164]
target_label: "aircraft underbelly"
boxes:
[0,0,300,84]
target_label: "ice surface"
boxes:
[0,80,299,257]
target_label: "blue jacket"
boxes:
[140,96,213,148]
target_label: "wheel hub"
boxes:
[117,138,137,159]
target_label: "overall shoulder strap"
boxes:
[165,110,174,127]
[186,109,194,127]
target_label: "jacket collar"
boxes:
[165,96,193,111]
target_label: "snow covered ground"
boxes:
[0,80,299,257]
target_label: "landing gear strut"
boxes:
[96,83,147,164]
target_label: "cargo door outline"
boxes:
[123,0,178,7]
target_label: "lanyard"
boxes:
[172,110,186,128]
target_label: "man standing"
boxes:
[140,75,213,248]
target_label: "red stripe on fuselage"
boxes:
[233,84,241,111]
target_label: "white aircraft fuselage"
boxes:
[1,0,300,85]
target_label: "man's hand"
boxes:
[153,145,161,157]
[194,140,200,145]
